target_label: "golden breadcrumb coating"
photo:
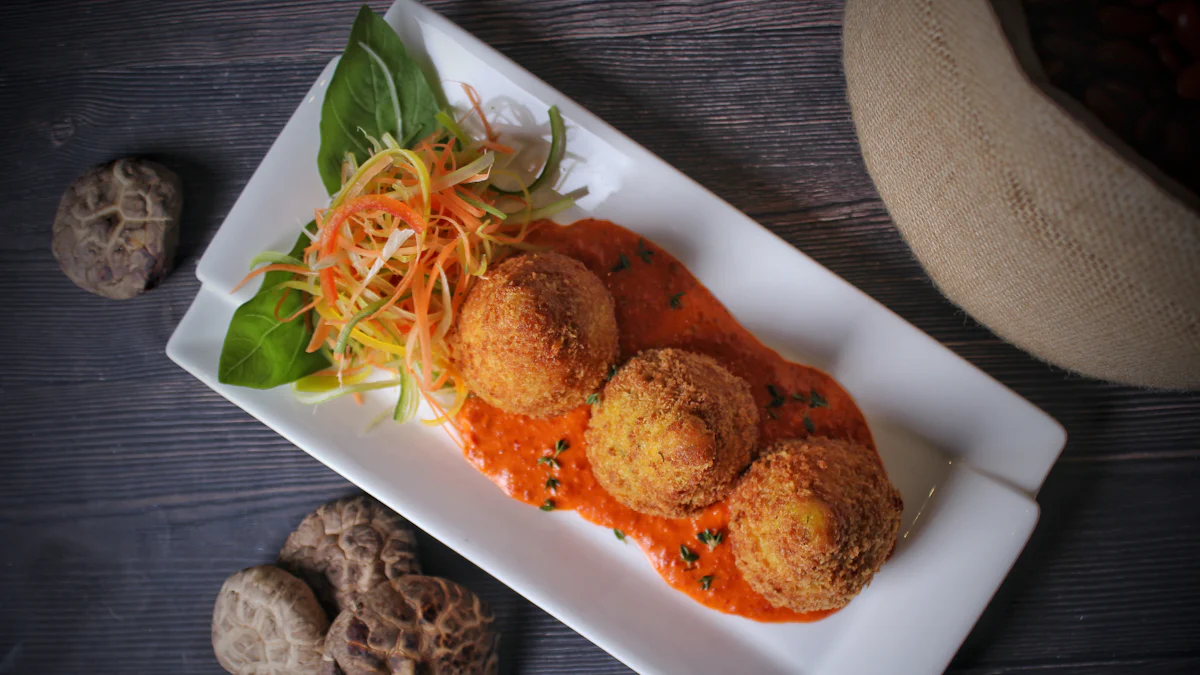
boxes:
[729,437,903,613]
[451,252,618,418]
[585,348,759,518]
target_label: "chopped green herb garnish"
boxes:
[766,384,786,408]
[540,499,556,511]
[545,477,561,491]
[614,528,626,542]
[669,292,685,309]
[700,575,714,591]
[803,414,815,433]
[697,529,723,549]
[636,239,655,264]
[679,544,699,564]
[611,253,630,272]
[810,390,828,408]
[766,408,777,420]
[538,456,561,469]
[605,363,618,381]
[586,393,600,405]
[791,392,809,404]
[555,438,569,454]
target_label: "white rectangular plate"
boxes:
[168,2,1066,673]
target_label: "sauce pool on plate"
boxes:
[457,219,873,622]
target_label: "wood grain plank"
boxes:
[955,658,1200,675]
[951,458,1200,669]
[0,497,633,674]
[2,416,1198,672]
[3,0,838,73]
[1,28,872,251]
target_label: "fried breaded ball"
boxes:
[585,348,759,518]
[451,251,618,418]
[729,437,903,613]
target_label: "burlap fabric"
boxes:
[844,0,1200,389]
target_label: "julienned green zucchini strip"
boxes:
[393,367,420,422]
[334,298,389,358]
[436,109,470,150]
[457,188,508,220]
[490,106,565,196]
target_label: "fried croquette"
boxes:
[729,437,903,613]
[451,251,618,418]
[585,348,759,518]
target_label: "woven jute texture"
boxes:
[844,0,1200,389]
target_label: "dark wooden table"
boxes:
[3,1,1199,673]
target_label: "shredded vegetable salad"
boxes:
[234,91,571,426]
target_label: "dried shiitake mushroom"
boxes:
[279,495,421,615]
[52,158,181,299]
[324,576,500,675]
[211,565,330,675]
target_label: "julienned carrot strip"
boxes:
[420,388,465,436]
[382,259,410,277]
[417,141,440,160]
[453,245,470,315]
[480,232,526,245]
[462,84,496,141]
[409,258,433,384]
[449,190,487,217]
[320,268,337,305]
[435,196,480,227]
[437,193,483,231]
[423,141,452,171]
[283,296,320,323]
[231,264,316,293]
[428,244,459,299]
[431,364,452,390]
[306,318,332,353]
[475,140,515,154]
[272,287,293,321]
[373,241,424,316]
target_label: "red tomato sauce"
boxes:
[457,219,872,622]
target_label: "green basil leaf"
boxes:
[317,5,440,194]
[218,223,329,389]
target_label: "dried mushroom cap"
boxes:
[279,495,421,615]
[52,158,181,299]
[324,576,499,675]
[211,565,330,675]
